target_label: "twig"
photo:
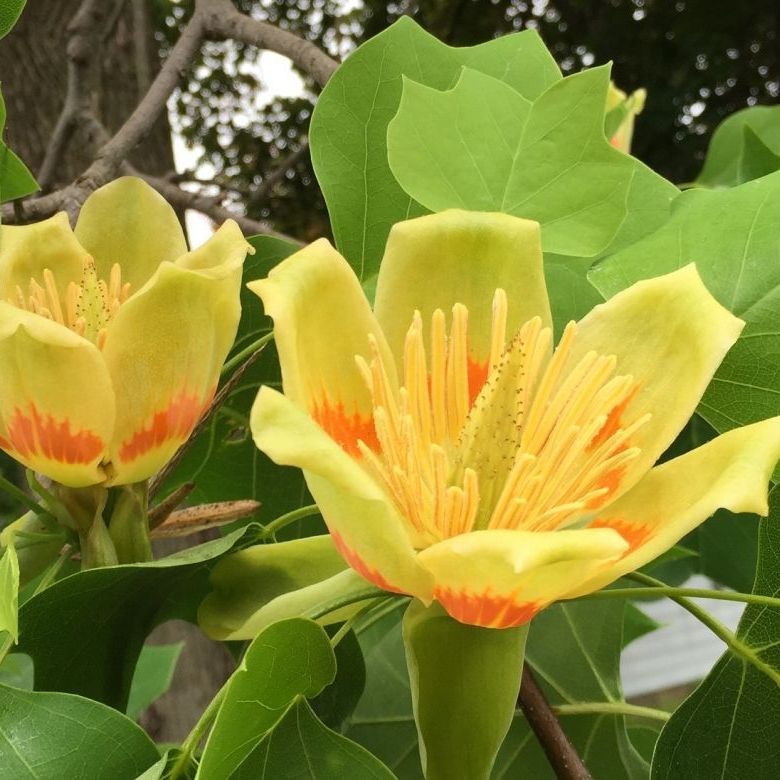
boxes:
[149,342,269,498]
[3,0,338,225]
[139,173,300,241]
[251,140,310,202]
[518,666,592,780]
[202,0,338,88]
[148,482,196,529]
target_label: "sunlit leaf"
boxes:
[310,16,561,281]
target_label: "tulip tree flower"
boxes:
[249,210,780,630]
[606,81,646,153]
[0,177,250,565]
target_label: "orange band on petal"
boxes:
[0,404,104,464]
[589,517,653,554]
[467,356,489,408]
[433,584,540,628]
[588,383,640,452]
[330,528,407,594]
[119,388,213,462]
[312,397,378,457]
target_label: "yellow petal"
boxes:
[74,177,188,292]
[0,213,89,302]
[416,527,628,628]
[200,535,369,640]
[563,264,743,506]
[0,303,113,486]
[566,416,780,598]
[248,239,395,457]
[374,210,552,392]
[102,222,247,484]
[251,386,433,600]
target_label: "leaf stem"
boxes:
[259,503,320,540]
[305,586,394,622]
[583,583,780,611]
[614,572,780,687]
[553,702,670,722]
[221,331,274,376]
[169,679,230,780]
[0,476,51,520]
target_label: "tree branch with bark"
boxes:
[2,0,338,235]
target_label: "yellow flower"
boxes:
[0,177,250,488]
[606,81,646,153]
[249,210,780,629]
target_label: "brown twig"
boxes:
[3,0,337,226]
[149,342,268,498]
[148,482,196,529]
[139,173,300,242]
[202,0,338,88]
[518,666,592,780]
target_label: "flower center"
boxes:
[12,257,130,349]
[357,290,650,548]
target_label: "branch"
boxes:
[252,140,310,202]
[202,0,338,88]
[139,172,301,242]
[3,0,338,225]
[518,666,592,780]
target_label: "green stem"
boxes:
[30,545,73,597]
[169,680,230,780]
[0,475,50,520]
[259,504,320,540]
[329,598,388,648]
[305,586,394,622]
[220,331,274,376]
[613,572,780,687]
[553,702,670,722]
[108,483,152,564]
[584,584,780,611]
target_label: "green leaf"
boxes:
[0,90,38,203]
[402,600,527,780]
[388,66,635,258]
[697,105,780,188]
[0,652,32,689]
[310,16,561,280]
[0,683,159,779]
[589,173,780,437]
[16,524,256,709]
[698,509,759,593]
[651,486,780,778]
[0,0,24,39]
[0,542,18,646]
[199,535,373,640]
[233,699,395,779]
[126,641,184,721]
[197,618,336,779]
[312,626,367,731]
[496,600,652,779]
[158,234,311,522]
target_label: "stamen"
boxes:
[11,258,131,348]
[355,295,646,547]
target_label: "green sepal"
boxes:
[199,534,376,640]
[402,599,528,780]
